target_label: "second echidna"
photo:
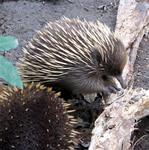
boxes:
[0,83,78,150]
[18,17,127,98]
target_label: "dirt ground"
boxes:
[0,0,149,149]
[0,0,148,89]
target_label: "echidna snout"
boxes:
[18,17,127,97]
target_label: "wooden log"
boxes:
[89,88,149,150]
[89,0,149,149]
[115,0,149,86]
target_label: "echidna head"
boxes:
[90,38,127,96]
[56,38,127,97]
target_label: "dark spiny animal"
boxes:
[18,17,127,98]
[0,83,77,150]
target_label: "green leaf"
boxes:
[0,55,23,89]
[0,36,19,51]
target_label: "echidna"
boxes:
[18,17,127,98]
[0,83,78,150]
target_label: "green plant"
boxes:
[0,35,23,89]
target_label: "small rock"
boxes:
[97,5,107,11]
[66,0,74,3]
[84,7,89,12]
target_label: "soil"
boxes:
[0,0,149,149]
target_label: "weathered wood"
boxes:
[89,88,149,150]
[115,0,149,85]
[89,0,149,149]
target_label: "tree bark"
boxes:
[115,0,149,86]
[89,0,149,149]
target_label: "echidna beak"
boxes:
[116,75,127,89]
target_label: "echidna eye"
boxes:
[112,69,122,76]
[102,75,108,81]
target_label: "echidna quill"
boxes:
[0,83,78,150]
[18,17,127,98]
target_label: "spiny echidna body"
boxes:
[18,17,127,97]
[0,83,77,150]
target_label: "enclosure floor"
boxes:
[0,0,148,89]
